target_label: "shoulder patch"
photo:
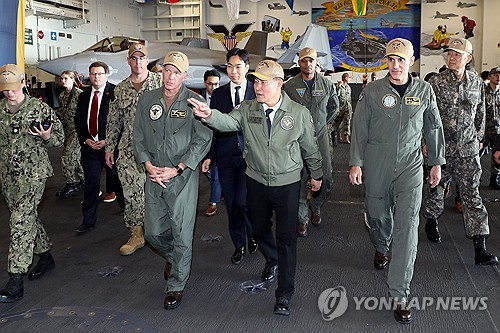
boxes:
[358,91,364,101]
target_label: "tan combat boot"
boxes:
[120,226,145,255]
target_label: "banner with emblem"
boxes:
[312,0,419,73]
[0,0,25,68]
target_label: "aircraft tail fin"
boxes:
[277,24,333,70]
[244,31,268,57]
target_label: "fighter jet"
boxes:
[380,18,408,28]
[457,1,477,8]
[292,10,309,16]
[434,11,459,19]
[37,34,271,89]
[268,3,286,10]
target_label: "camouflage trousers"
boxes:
[61,132,84,184]
[338,107,352,137]
[117,149,146,228]
[1,179,52,274]
[424,155,489,237]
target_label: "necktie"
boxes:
[89,91,99,137]
[265,108,273,137]
[234,86,241,107]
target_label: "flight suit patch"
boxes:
[359,91,364,101]
[312,90,324,97]
[149,104,163,120]
[382,94,397,108]
[171,109,186,119]
[296,88,306,97]
[405,97,420,105]
[249,116,262,123]
[281,115,295,130]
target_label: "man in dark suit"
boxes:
[207,48,257,264]
[74,61,124,233]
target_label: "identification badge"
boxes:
[149,104,163,120]
[405,97,420,105]
[171,109,186,119]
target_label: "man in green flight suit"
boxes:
[133,51,212,310]
[0,64,64,303]
[283,47,339,237]
[349,39,446,324]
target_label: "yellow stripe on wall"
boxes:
[16,0,26,68]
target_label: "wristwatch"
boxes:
[175,165,184,175]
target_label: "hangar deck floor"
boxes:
[0,142,499,333]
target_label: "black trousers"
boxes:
[80,146,124,227]
[246,176,300,301]
[218,154,253,250]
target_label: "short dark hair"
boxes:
[89,61,109,74]
[204,69,221,82]
[480,71,490,80]
[226,48,250,65]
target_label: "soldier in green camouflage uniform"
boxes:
[484,67,500,189]
[0,64,64,303]
[105,44,162,255]
[55,70,84,198]
[337,72,353,143]
[423,38,498,265]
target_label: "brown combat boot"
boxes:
[119,226,145,255]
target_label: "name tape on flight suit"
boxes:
[405,97,420,105]
[312,90,324,97]
[171,109,186,119]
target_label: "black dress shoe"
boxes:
[75,224,94,234]
[374,251,389,270]
[273,297,290,316]
[231,247,245,265]
[164,290,183,310]
[261,264,277,282]
[394,302,413,324]
[28,251,55,281]
[425,218,441,243]
[248,238,258,254]
[56,184,78,198]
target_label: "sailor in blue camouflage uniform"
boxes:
[423,37,498,266]
[0,64,64,303]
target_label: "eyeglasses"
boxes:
[89,72,106,77]
[129,56,147,62]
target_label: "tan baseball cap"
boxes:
[247,60,284,81]
[163,51,189,73]
[385,38,414,59]
[0,64,24,91]
[128,43,148,57]
[446,37,472,54]
[299,47,317,61]
[490,66,500,75]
